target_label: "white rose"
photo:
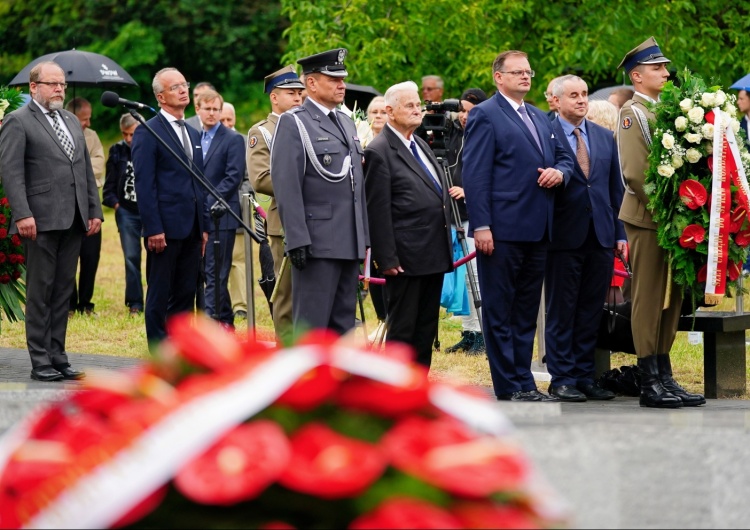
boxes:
[685,132,702,144]
[725,104,737,117]
[688,107,705,124]
[701,123,715,139]
[657,165,675,177]
[714,90,727,106]
[674,116,688,131]
[680,98,694,112]
[742,151,750,162]
[0,109,4,121]
[706,142,713,154]
[731,119,741,133]
[701,92,716,108]
[671,154,684,168]
[661,132,675,149]
[685,148,702,163]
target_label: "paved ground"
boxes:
[1,346,749,528]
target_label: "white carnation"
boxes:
[680,98,694,112]
[671,154,684,168]
[674,116,688,131]
[685,148,702,163]
[685,133,702,144]
[688,107,705,124]
[714,90,727,106]
[701,123,715,139]
[657,165,675,177]
[661,132,675,149]
[701,92,716,108]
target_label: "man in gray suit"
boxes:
[0,61,103,381]
[271,49,369,335]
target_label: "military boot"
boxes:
[446,330,474,353]
[656,354,706,406]
[467,332,486,355]
[637,355,682,409]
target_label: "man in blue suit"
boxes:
[463,50,575,402]
[195,90,245,329]
[544,75,626,401]
[132,67,208,350]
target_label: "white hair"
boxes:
[384,81,419,108]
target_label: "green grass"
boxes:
[1,198,748,397]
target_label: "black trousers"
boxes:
[69,229,102,312]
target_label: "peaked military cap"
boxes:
[618,37,671,74]
[297,49,348,78]
[264,65,305,93]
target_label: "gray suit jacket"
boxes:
[270,98,369,260]
[0,102,102,233]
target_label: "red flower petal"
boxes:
[175,420,291,505]
[278,422,387,499]
[730,207,747,233]
[335,370,431,417]
[383,416,529,498]
[275,365,345,411]
[678,224,706,249]
[111,485,169,528]
[452,501,542,529]
[678,180,708,210]
[349,498,463,529]
[735,228,750,247]
[167,313,243,372]
[697,264,708,283]
[728,260,742,282]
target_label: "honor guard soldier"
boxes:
[270,49,370,335]
[247,65,304,342]
[617,37,705,408]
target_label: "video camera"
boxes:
[419,98,461,159]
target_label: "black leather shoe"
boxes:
[577,381,615,400]
[53,364,86,380]
[30,366,63,382]
[498,389,559,402]
[548,384,587,402]
[638,355,682,409]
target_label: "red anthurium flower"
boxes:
[705,110,715,124]
[175,420,291,505]
[259,522,297,530]
[167,313,243,372]
[335,370,431,417]
[0,440,72,496]
[678,224,706,249]
[728,260,742,282]
[697,264,708,283]
[678,180,708,210]
[451,501,542,529]
[275,365,346,411]
[735,228,750,247]
[111,485,169,528]
[349,497,463,529]
[278,422,387,499]
[730,207,747,233]
[383,416,529,498]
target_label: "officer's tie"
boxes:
[49,111,74,161]
[328,111,347,139]
[409,140,442,195]
[175,119,193,161]
[573,127,590,178]
[517,105,542,152]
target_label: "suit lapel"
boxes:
[553,119,586,180]
[157,113,191,163]
[203,125,225,165]
[385,127,442,198]
[304,99,347,145]
[30,104,74,160]
[495,94,543,156]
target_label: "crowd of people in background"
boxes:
[0,37,711,409]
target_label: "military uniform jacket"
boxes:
[248,113,282,237]
[616,94,656,230]
[270,98,369,259]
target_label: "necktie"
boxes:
[49,111,74,161]
[328,111,346,138]
[572,127,590,178]
[517,105,542,152]
[409,140,442,194]
[175,119,193,160]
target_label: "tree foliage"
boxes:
[281,0,750,104]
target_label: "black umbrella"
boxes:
[8,49,138,88]
[250,194,276,312]
[344,83,381,113]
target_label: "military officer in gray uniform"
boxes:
[270,49,369,335]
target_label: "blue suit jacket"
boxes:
[463,92,575,242]
[550,118,626,250]
[132,113,207,239]
[201,124,245,231]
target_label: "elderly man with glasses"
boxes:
[131,67,209,351]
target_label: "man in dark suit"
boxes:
[195,89,245,329]
[0,61,102,381]
[544,75,626,401]
[271,49,369,335]
[364,81,453,368]
[463,50,575,401]
[132,67,208,350]
[738,89,750,148]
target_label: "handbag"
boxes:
[596,255,636,354]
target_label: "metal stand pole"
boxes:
[242,192,256,338]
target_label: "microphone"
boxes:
[101,91,155,112]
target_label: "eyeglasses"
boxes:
[200,107,222,113]
[423,87,439,91]
[545,92,554,98]
[36,81,67,89]
[163,82,190,93]
[501,70,535,78]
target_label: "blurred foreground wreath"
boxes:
[0,315,569,529]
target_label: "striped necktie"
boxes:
[49,111,74,161]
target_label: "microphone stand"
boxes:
[128,109,263,328]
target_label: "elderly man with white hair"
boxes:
[364,81,453,368]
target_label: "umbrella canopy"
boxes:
[730,74,750,91]
[344,83,381,112]
[8,49,138,87]
[589,85,633,101]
